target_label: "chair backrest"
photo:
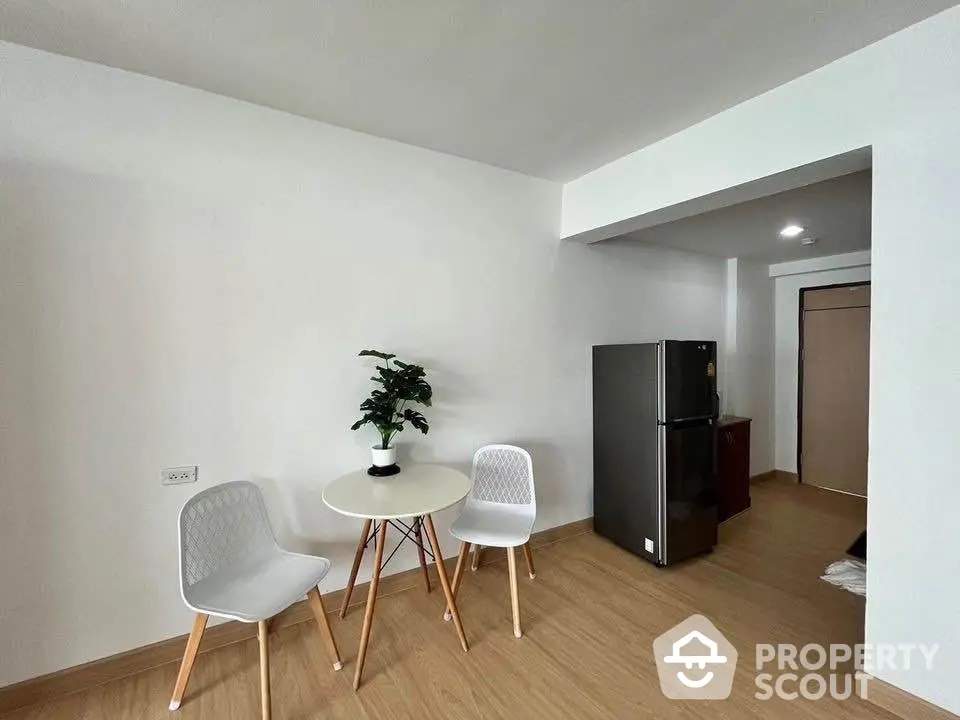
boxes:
[178,481,278,596]
[469,445,536,509]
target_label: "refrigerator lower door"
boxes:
[661,422,718,565]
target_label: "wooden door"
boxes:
[800,284,870,496]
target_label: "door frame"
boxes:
[796,281,871,482]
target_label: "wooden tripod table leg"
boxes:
[444,541,470,621]
[423,514,468,652]
[353,519,387,690]
[414,516,432,593]
[340,518,372,619]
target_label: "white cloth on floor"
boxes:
[821,559,866,597]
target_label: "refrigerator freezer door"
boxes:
[661,341,718,423]
[661,421,718,565]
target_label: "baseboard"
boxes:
[859,673,959,720]
[752,469,798,484]
[0,517,591,714]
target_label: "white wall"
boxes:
[730,259,774,475]
[0,42,726,686]
[769,250,871,277]
[720,258,775,475]
[773,263,871,472]
[560,6,960,712]
[719,259,738,416]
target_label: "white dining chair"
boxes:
[444,445,536,638]
[169,481,342,719]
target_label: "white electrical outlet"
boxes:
[644,537,655,553]
[161,466,198,485]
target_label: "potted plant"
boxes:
[350,350,432,475]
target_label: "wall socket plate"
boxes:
[161,466,198,485]
[644,537,655,553]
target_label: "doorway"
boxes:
[797,282,871,496]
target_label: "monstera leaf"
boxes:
[351,350,433,449]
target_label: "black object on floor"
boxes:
[847,530,867,560]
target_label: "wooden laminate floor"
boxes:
[6,477,888,719]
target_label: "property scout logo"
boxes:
[652,614,938,701]
[653,615,738,700]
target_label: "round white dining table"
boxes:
[322,464,472,689]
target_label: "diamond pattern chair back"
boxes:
[178,481,277,594]
[470,445,535,507]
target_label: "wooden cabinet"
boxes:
[716,416,751,523]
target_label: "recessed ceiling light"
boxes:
[780,224,805,238]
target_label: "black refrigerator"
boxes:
[593,341,719,567]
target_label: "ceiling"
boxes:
[611,170,871,264]
[1,1,956,181]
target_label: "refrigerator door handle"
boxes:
[658,423,667,565]
[656,342,667,564]
[666,415,716,424]
[656,341,666,425]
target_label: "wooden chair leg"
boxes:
[471,544,483,571]
[423,515,468,652]
[522,541,536,580]
[307,587,342,671]
[353,520,387,690]
[414,517,432,593]
[169,613,208,711]
[444,541,471,621]
[507,546,522,639]
[340,519,372,619]
[258,620,271,720]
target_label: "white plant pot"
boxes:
[371,445,397,467]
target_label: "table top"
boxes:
[322,464,472,520]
